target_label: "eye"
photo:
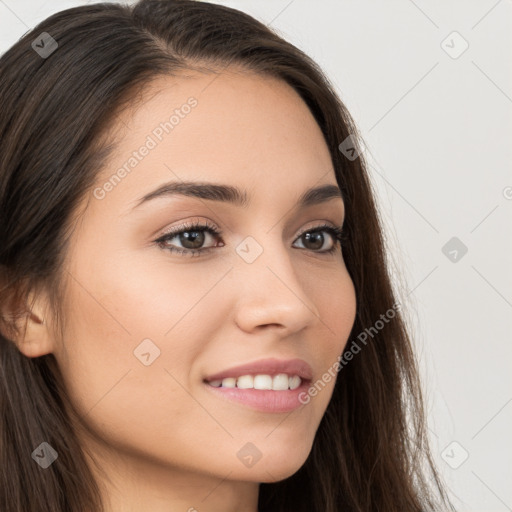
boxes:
[154,219,223,257]
[293,223,347,254]
[154,220,347,257]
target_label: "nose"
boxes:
[230,239,322,336]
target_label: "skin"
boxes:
[16,68,357,512]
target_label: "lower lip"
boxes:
[203,380,310,413]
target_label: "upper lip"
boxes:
[203,357,313,382]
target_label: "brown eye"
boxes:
[155,220,222,256]
[299,231,327,251]
[293,224,346,254]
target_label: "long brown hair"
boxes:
[0,1,453,510]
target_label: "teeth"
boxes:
[220,377,236,388]
[237,375,253,389]
[209,373,303,390]
[272,374,289,390]
[254,374,273,390]
[289,375,301,390]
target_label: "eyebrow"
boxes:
[131,180,344,211]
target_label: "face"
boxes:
[52,69,357,492]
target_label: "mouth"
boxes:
[202,374,311,413]
[202,357,313,413]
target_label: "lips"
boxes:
[203,357,313,383]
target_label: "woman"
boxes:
[0,1,454,511]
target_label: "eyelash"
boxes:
[154,220,348,258]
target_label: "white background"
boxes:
[1,1,511,510]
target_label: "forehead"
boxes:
[90,68,334,211]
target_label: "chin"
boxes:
[253,463,306,483]
[236,448,311,483]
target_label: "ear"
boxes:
[1,286,56,358]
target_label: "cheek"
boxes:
[303,268,357,407]
[54,248,233,464]
[57,246,211,392]
[311,266,357,355]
